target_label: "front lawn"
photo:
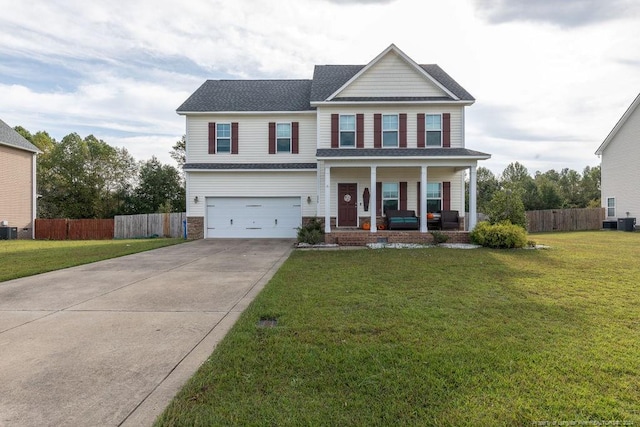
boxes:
[157,231,640,426]
[0,238,184,282]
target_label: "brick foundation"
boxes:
[187,216,204,240]
[325,230,471,246]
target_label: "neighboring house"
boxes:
[177,44,491,240]
[595,92,640,223]
[0,119,40,239]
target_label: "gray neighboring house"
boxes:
[0,119,41,239]
[595,93,640,224]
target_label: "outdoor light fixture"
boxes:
[307,196,312,204]
[194,196,199,203]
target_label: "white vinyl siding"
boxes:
[336,50,449,98]
[186,113,316,164]
[186,171,317,218]
[600,100,640,219]
[317,106,464,150]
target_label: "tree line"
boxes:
[471,161,601,214]
[15,126,186,219]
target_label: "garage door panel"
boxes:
[206,197,301,238]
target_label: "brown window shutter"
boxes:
[443,181,451,211]
[208,122,216,154]
[417,114,425,148]
[374,114,382,148]
[416,181,421,216]
[443,113,451,148]
[376,182,382,216]
[400,181,407,210]
[231,122,239,154]
[399,114,407,148]
[356,114,364,148]
[331,114,339,148]
[268,122,276,154]
[292,122,299,154]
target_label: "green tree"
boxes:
[500,162,541,210]
[129,156,185,214]
[37,132,138,218]
[485,188,527,229]
[170,135,186,170]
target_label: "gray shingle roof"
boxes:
[176,80,313,112]
[0,119,40,153]
[310,65,365,102]
[177,59,474,113]
[183,163,317,170]
[316,148,490,158]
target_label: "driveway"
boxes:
[0,239,293,426]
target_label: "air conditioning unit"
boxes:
[0,227,18,240]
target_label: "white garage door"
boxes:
[206,197,301,238]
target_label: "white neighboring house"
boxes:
[177,44,491,240]
[595,92,640,224]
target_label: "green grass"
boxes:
[157,231,640,426]
[0,238,185,282]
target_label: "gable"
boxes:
[596,92,640,155]
[335,49,450,99]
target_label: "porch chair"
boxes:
[439,210,460,230]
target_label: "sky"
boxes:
[1,0,639,176]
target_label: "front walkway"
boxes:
[0,239,293,426]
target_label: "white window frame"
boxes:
[426,182,442,212]
[382,182,399,215]
[339,115,356,148]
[426,114,442,147]
[216,123,231,153]
[607,197,615,218]
[382,114,398,148]
[276,122,291,153]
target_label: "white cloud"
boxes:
[0,0,639,176]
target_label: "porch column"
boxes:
[370,165,377,234]
[324,166,331,233]
[469,165,477,230]
[420,165,428,232]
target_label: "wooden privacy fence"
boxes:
[114,213,186,239]
[35,219,114,240]
[526,208,605,233]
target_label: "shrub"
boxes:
[430,230,449,244]
[297,218,324,245]
[470,221,528,249]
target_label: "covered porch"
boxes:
[316,148,489,244]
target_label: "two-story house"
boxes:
[177,44,491,241]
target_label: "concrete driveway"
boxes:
[0,239,293,426]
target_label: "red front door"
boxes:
[338,183,358,227]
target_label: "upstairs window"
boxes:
[276,123,291,153]
[382,115,398,147]
[382,182,399,214]
[217,123,231,153]
[426,114,442,147]
[339,115,356,147]
[426,182,442,212]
